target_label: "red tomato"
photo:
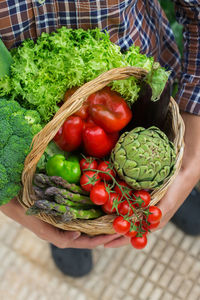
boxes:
[147,206,162,224]
[80,157,98,172]
[80,171,100,192]
[146,221,160,230]
[87,87,132,133]
[82,124,118,158]
[54,115,84,152]
[102,192,120,214]
[133,190,151,208]
[97,161,116,182]
[113,216,130,234]
[125,228,138,238]
[90,182,109,205]
[131,235,148,249]
[114,180,132,199]
[118,200,135,216]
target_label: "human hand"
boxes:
[0,197,121,249]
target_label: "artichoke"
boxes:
[111,126,176,190]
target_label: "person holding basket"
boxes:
[0,0,199,277]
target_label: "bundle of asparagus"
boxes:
[27,174,103,223]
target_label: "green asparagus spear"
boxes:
[33,185,94,208]
[50,176,89,195]
[26,206,71,223]
[34,200,103,219]
[33,174,89,195]
[54,195,94,209]
[45,187,94,205]
[33,174,53,188]
[33,186,45,199]
[26,206,62,217]
[34,200,74,220]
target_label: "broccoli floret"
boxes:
[2,136,32,165]
[24,110,41,126]
[0,99,41,205]
[0,106,13,121]
[31,123,43,135]
[0,164,8,189]
[10,115,33,138]
[0,183,21,205]
[0,120,13,150]
[0,99,21,112]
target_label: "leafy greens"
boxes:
[0,27,170,123]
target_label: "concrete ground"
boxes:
[0,212,200,300]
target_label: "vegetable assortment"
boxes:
[54,87,131,158]
[0,28,175,251]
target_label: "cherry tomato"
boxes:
[113,216,130,234]
[147,206,162,224]
[82,124,118,158]
[131,235,148,249]
[147,221,160,230]
[114,180,132,199]
[80,157,98,172]
[125,228,138,238]
[133,190,151,208]
[90,182,109,205]
[102,192,120,214]
[80,171,100,192]
[97,161,115,182]
[118,200,135,216]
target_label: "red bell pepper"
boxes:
[54,115,84,152]
[87,87,132,133]
[82,123,119,158]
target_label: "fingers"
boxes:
[70,233,121,249]
[36,218,121,249]
[104,236,130,248]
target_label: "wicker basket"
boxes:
[17,67,185,235]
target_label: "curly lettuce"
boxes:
[0,27,170,123]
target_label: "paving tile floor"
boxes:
[0,212,200,300]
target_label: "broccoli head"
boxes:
[0,98,42,205]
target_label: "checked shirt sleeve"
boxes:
[173,0,200,115]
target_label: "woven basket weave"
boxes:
[18,67,185,235]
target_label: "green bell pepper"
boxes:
[46,154,81,184]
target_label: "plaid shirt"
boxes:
[0,0,199,115]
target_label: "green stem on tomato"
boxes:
[84,167,143,224]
